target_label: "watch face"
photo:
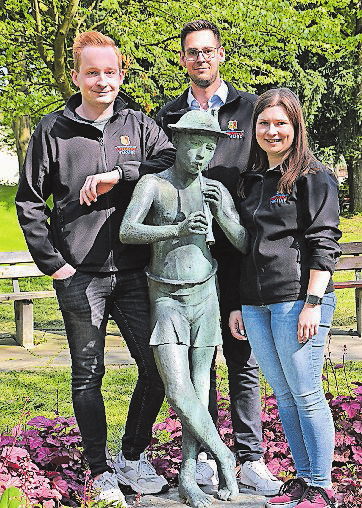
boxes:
[306,294,322,305]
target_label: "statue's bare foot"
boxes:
[216,450,238,501]
[179,479,214,508]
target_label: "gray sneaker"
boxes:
[113,451,169,495]
[237,458,283,496]
[196,452,219,486]
[92,471,128,506]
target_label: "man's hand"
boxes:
[79,169,121,206]
[229,310,247,340]
[52,263,76,280]
[178,211,208,236]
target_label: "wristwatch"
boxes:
[305,293,323,306]
[114,165,123,180]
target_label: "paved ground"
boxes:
[0,326,360,371]
[124,486,266,507]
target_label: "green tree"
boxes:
[0,0,360,211]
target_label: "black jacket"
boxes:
[157,82,257,215]
[16,93,176,275]
[236,166,342,306]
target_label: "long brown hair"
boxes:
[238,88,318,197]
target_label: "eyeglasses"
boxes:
[183,47,221,62]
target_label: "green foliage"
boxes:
[0,0,359,120]
[0,0,360,208]
[0,487,28,508]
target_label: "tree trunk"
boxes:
[350,147,362,213]
[352,2,362,212]
[349,3,362,213]
[11,115,31,174]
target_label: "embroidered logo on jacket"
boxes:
[120,136,130,145]
[270,193,288,204]
[116,136,137,155]
[226,120,244,139]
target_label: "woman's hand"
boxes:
[297,304,321,343]
[229,310,247,340]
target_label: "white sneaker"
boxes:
[196,452,219,486]
[92,471,128,506]
[237,458,283,496]
[113,451,169,495]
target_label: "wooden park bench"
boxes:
[0,243,361,347]
[0,251,55,348]
[334,241,362,336]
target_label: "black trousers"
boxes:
[209,246,264,464]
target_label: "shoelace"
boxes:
[300,486,336,507]
[138,455,157,476]
[247,460,277,480]
[279,477,308,496]
[96,472,118,489]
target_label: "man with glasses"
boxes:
[157,19,283,497]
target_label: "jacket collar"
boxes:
[166,81,240,114]
[64,92,128,122]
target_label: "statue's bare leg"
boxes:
[154,345,214,507]
[190,347,238,502]
[153,344,238,506]
[178,428,214,507]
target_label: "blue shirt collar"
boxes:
[187,80,228,111]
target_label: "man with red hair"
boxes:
[16,30,175,504]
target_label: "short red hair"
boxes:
[73,31,122,72]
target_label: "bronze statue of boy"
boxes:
[120,110,248,508]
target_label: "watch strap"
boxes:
[305,293,323,306]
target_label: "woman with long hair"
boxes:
[229,88,341,508]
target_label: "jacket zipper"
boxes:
[252,176,264,304]
[98,134,116,271]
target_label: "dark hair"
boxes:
[180,20,221,52]
[238,88,318,197]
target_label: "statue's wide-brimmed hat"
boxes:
[169,110,229,138]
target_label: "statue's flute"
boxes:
[199,173,215,246]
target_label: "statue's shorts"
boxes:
[146,270,222,348]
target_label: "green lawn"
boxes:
[0,361,360,455]
[0,365,171,455]
[0,185,27,251]
[333,214,362,326]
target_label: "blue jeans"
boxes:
[242,294,336,488]
[53,270,165,477]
